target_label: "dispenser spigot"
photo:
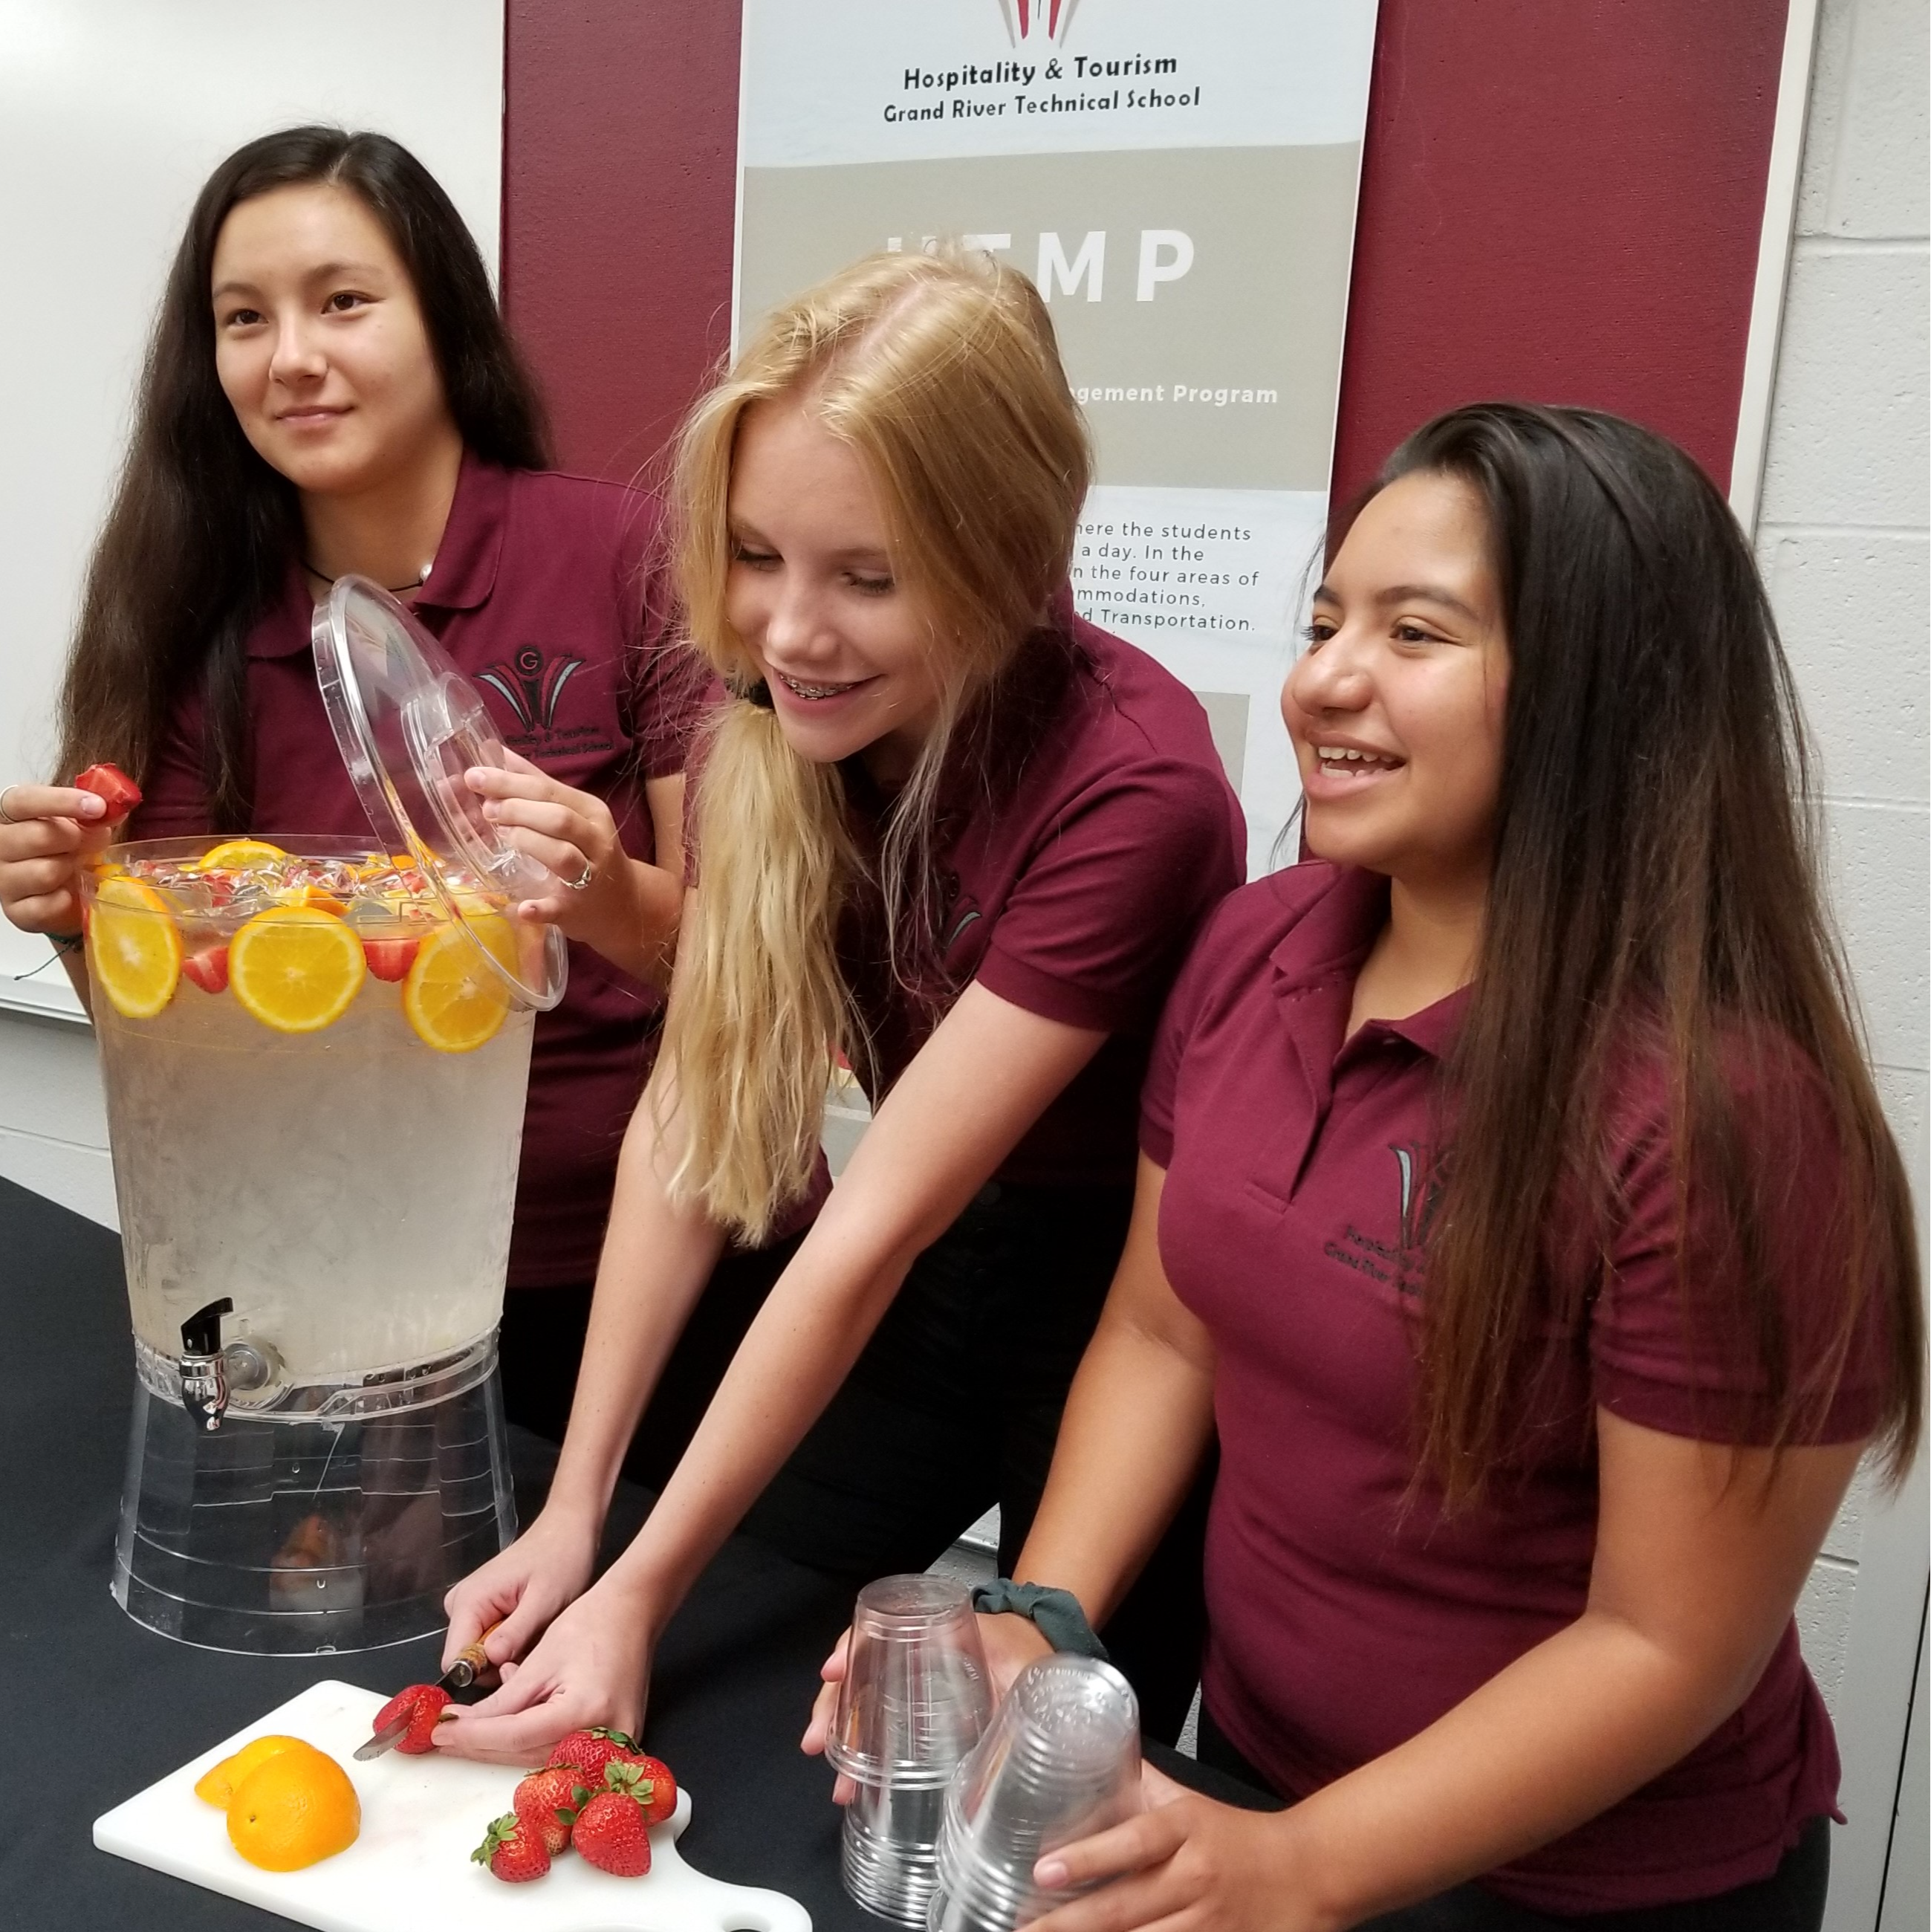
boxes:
[180,1297,235,1431]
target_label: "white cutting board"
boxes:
[93,1679,811,1932]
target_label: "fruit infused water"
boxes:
[85,837,536,1388]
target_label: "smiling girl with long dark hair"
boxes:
[941,403,1922,1931]
[0,127,717,1442]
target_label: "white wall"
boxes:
[0,0,505,1219]
[1755,0,1930,1925]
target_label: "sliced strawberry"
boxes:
[362,936,420,983]
[472,1812,550,1883]
[181,946,230,995]
[72,762,143,825]
[372,1682,452,1754]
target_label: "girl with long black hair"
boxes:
[0,127,733,1446]
[859,404,1924,1931]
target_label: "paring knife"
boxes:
[354,1625,502,1760]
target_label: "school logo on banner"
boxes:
[997,0,1083,43]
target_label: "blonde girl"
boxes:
[439,248,1244,1754]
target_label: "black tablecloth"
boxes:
[0,1175,872,1930]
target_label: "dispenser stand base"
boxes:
[111,1354,516,1654]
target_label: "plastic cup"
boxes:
[927,1655,1142,1932]
[827,1575,995,1924]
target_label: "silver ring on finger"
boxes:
[0,785,18,824]
[561,856,596,892]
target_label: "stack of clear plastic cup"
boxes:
[826,1575,996,1924]
[928,1655,1142,1932]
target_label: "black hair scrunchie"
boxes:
[970,1579,1110,1662]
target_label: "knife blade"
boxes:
[353,1624,501,1760]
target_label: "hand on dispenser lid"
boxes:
[464,750,681,984]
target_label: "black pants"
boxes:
[741,1180,1213,1745]
[1194,1705,1831,1930]
[497,1231,807,1491]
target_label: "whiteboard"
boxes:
[0,0,504,985]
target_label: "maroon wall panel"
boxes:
[504,1,1786,497]
[504,2,743,484]
[1331,0,1785,504]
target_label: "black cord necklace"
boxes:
[302,559,430,595]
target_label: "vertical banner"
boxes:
[735,0,1378,872]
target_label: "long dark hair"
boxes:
[54,127,549,828]
[1349,403,1923,1503]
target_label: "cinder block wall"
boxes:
[1758,1,1928,1926]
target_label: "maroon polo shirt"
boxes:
[832,612,1244,1188]
[1140,861,1891,1915]
[131,455,707,1288]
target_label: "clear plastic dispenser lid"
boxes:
[312,575,567,1011]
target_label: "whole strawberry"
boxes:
[572,1771,653,1879]
[545,1725,638,1787]
[625,1754,678,1826]
[513,1764,585,1855]
[372,1682,452,1754]
[472,1812,550,1883]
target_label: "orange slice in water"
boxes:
[198,838,287,873]
[402,918,516,1053]
[89,875,182,1019]
[194,1734,310,1811]
[230,907,367,1034]
[227,1743,360,1871]
[285,885,348,917]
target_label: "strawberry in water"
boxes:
[546,1726,639,1788]
[513,1765,585,1856]
[361,936,419,983]
[181,946,230,995]
[72,762,143,826]
[371,1682,452,1754]
[571,1768,654,1878]
[472,1812,550,1883]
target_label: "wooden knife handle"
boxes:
[444,1619,504,1690]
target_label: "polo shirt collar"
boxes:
[1270,863,1471,1062]
[244,450,507,660]
[840,614,1083,837]
[412,450,507,614]
[246,559,318,660]
[1268,864,1388,994]
[1380,982,1471,1059]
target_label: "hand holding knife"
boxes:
[354,1623,503,1760]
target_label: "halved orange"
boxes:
[227,1744,360,1871]
[198,837,287,873]
[89,875,182,1018]
[230,907,367,1034]
[402,917,516,1053]
[194,1734,310,1810]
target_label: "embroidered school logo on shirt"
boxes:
[1323,1144,1437,1295]
[476,646,585,733]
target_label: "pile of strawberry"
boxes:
[472,1728,677,1884]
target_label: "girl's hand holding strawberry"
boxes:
[0,782,116,937]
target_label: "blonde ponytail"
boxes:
[658,700,860,1234]
[658,246,1090,1240]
